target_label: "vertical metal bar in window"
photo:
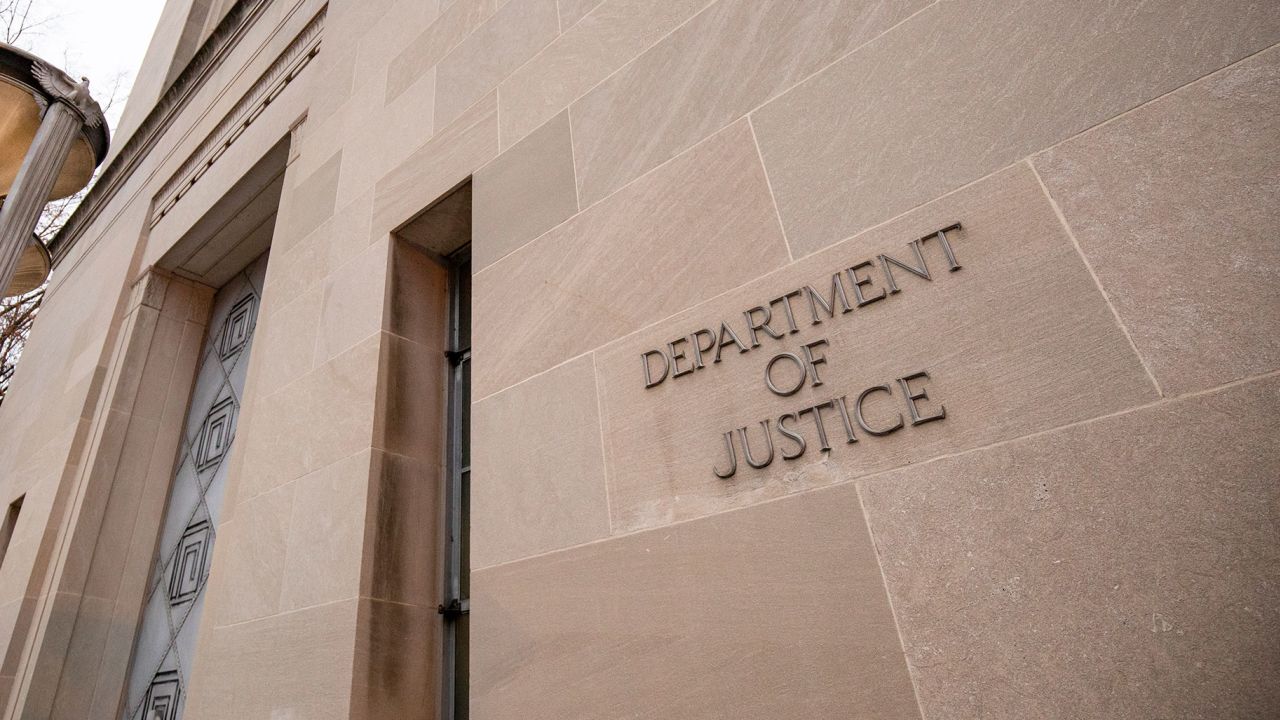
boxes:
[440,250,470,720]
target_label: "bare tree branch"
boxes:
[2,0,60,48]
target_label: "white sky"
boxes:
[18,0,168,128]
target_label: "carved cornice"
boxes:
[151,11,323,228]
[49,0,325,266]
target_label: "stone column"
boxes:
[0,100,82,293]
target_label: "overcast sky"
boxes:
[18,0,167,127]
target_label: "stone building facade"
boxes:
[0,0,1276,718]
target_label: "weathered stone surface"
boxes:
[253,283,322,394]
[860,374,1280,720]
[279,451,371,611]
[276,150,341,253]
[315,238,389,364]
[236,333,382,500]
[569,0,927,207]
[474,111,578,270]
[205,482,294,627]
[471,479,920,719]
[497,0,711,148]
[596,163,1157,533]
[1034,47,1280,397]
[473,120,789,398]
[373,91,498,238]
[434,0,560,131]
[374,332,445,467]
[361,63,437,197]
[751,0,1280,258]
[556,0,604,29]
[386,0,502,103]
[350,598,434,720]
[184,598,358,720]
[385,240,448,350]
[361,448,438,607]
[3,1,1273,718]
[263,191,375,308]
[471,354,609,568]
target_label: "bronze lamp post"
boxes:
[0,42,109,297]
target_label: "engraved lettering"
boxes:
[637,223,964,388]
[834,395,858,444]
[710,370,947,478]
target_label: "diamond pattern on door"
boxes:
[121,253,267,720]
[167,522,210,605]
[193,398,234,472]
[143,670,181,720]
[218,294,256,360]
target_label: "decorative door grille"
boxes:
[121,253,267,720]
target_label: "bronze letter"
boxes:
[690,328,717,369]
[834,395,858,444]
[922,222,962,272]
[897,370,947,425]
[770,290,804,333]
[777,412,807,460]
[743,305,784,348]
[668,337,694,378]
[642,349,669,388]
[855,384,904,436]
[845,260,886,307]
[765,352,807,397]
[800,338,829,388]
[804,273,852,325]
[878,239,931,294]
[737,421,775,469]
[799,400,836,452]
[713,431,737,479]
[713,322,749,363]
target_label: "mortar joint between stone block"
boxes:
[1026,159,1164,398]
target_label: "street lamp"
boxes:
[0,42,109,297]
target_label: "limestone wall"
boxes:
[0,0,1274,718]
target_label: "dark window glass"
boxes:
[442,250,470,720]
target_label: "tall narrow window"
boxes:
[441,248,470,720]
[0,495,24,569]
